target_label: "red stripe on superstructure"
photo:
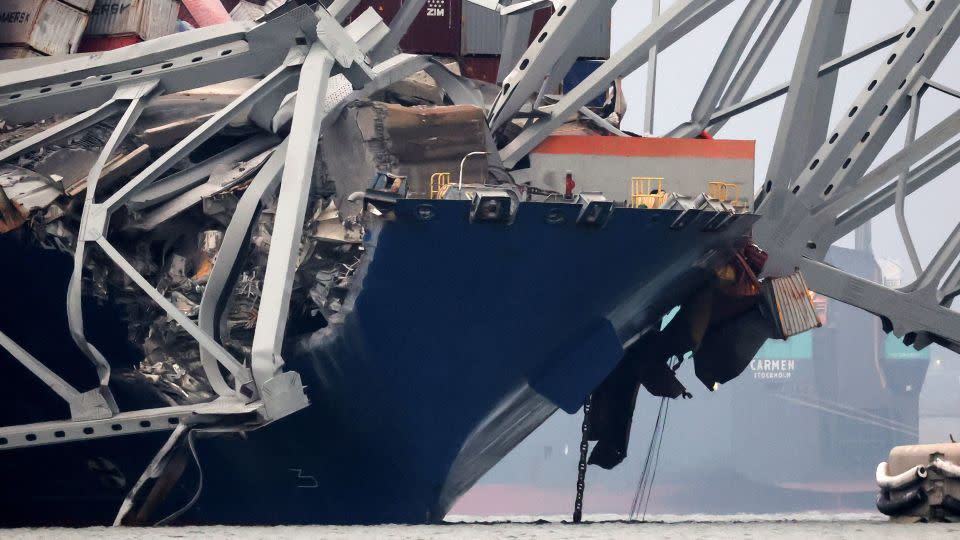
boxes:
[533,135,755,159]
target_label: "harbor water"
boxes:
[4,513,960,539]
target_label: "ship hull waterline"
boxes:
[0,200,758,525]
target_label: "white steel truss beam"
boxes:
[670,0,776,138]
[0,330,113,421]
[249,43,335,420]
[499,0,730,167]
[705,29,905,131]
[707,0,802,136]
[488,0,616,131]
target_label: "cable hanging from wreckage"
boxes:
[0,0,958,526]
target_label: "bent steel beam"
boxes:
[101,49,306,212]
[499,0,725,167]
[487,0,616,131]
[198,142,287,398]
[755,2,960,274]
[669,0,774,138]
[704,29,905,132]
[707,0,801,136]
[833,139,960,241]
[66,82,161,415]
[0,330,113,421]
[250,43,335,420]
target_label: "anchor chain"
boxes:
[573,394,592,523]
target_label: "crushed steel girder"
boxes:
[0,2,457,432]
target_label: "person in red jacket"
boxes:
[565,171,576,199]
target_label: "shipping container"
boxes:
[453,2,609,58]
[460,55,499,84]
[348,0,460,57]
[529,5,551,42]
[86,0,180,42]
[461,0,502,56]
[178,2,196,27]
[77,33,141,52]
[0,0,88,56]
[528,5,609,59]
[579,14,610,59]
[0,46,44,60]
[61,0,98,12]
[563,60,605,107]
[401,0,461,56]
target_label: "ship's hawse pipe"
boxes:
[876,462,927,490]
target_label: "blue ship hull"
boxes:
[0,200,757,525]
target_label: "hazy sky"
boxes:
[610,0,960,291]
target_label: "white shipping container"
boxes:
[461,0,503,56]
[0,45,45,60]
[0,0,88,56]
[61,0,98,12]
[86,0,179,41]
[460,3,610,59]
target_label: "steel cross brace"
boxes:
[64,51,312,403]
[64,80,256,400]
[0,329,113,421]
[801,258,960,355]
[755,2,960,274]
[0,0,432,423]
[65,82,161,415]
[703,28,905,134]
[747,2,960,353]
[706,0,802,136]
[787,3,958,211]
[669,0,775,138]
[833,136,960,239]
[487,0,616,131]
[0,399,260,452]
[498,0,733,167]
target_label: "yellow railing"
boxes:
[630,176,666,209]
[708,181,741,204]
[429,172,451,199]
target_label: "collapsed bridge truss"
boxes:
[0,0,958,506]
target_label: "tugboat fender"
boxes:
[876,462,927,490]
[876,487,926,516]
[942,494,960,515]
[931,457,960,479]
